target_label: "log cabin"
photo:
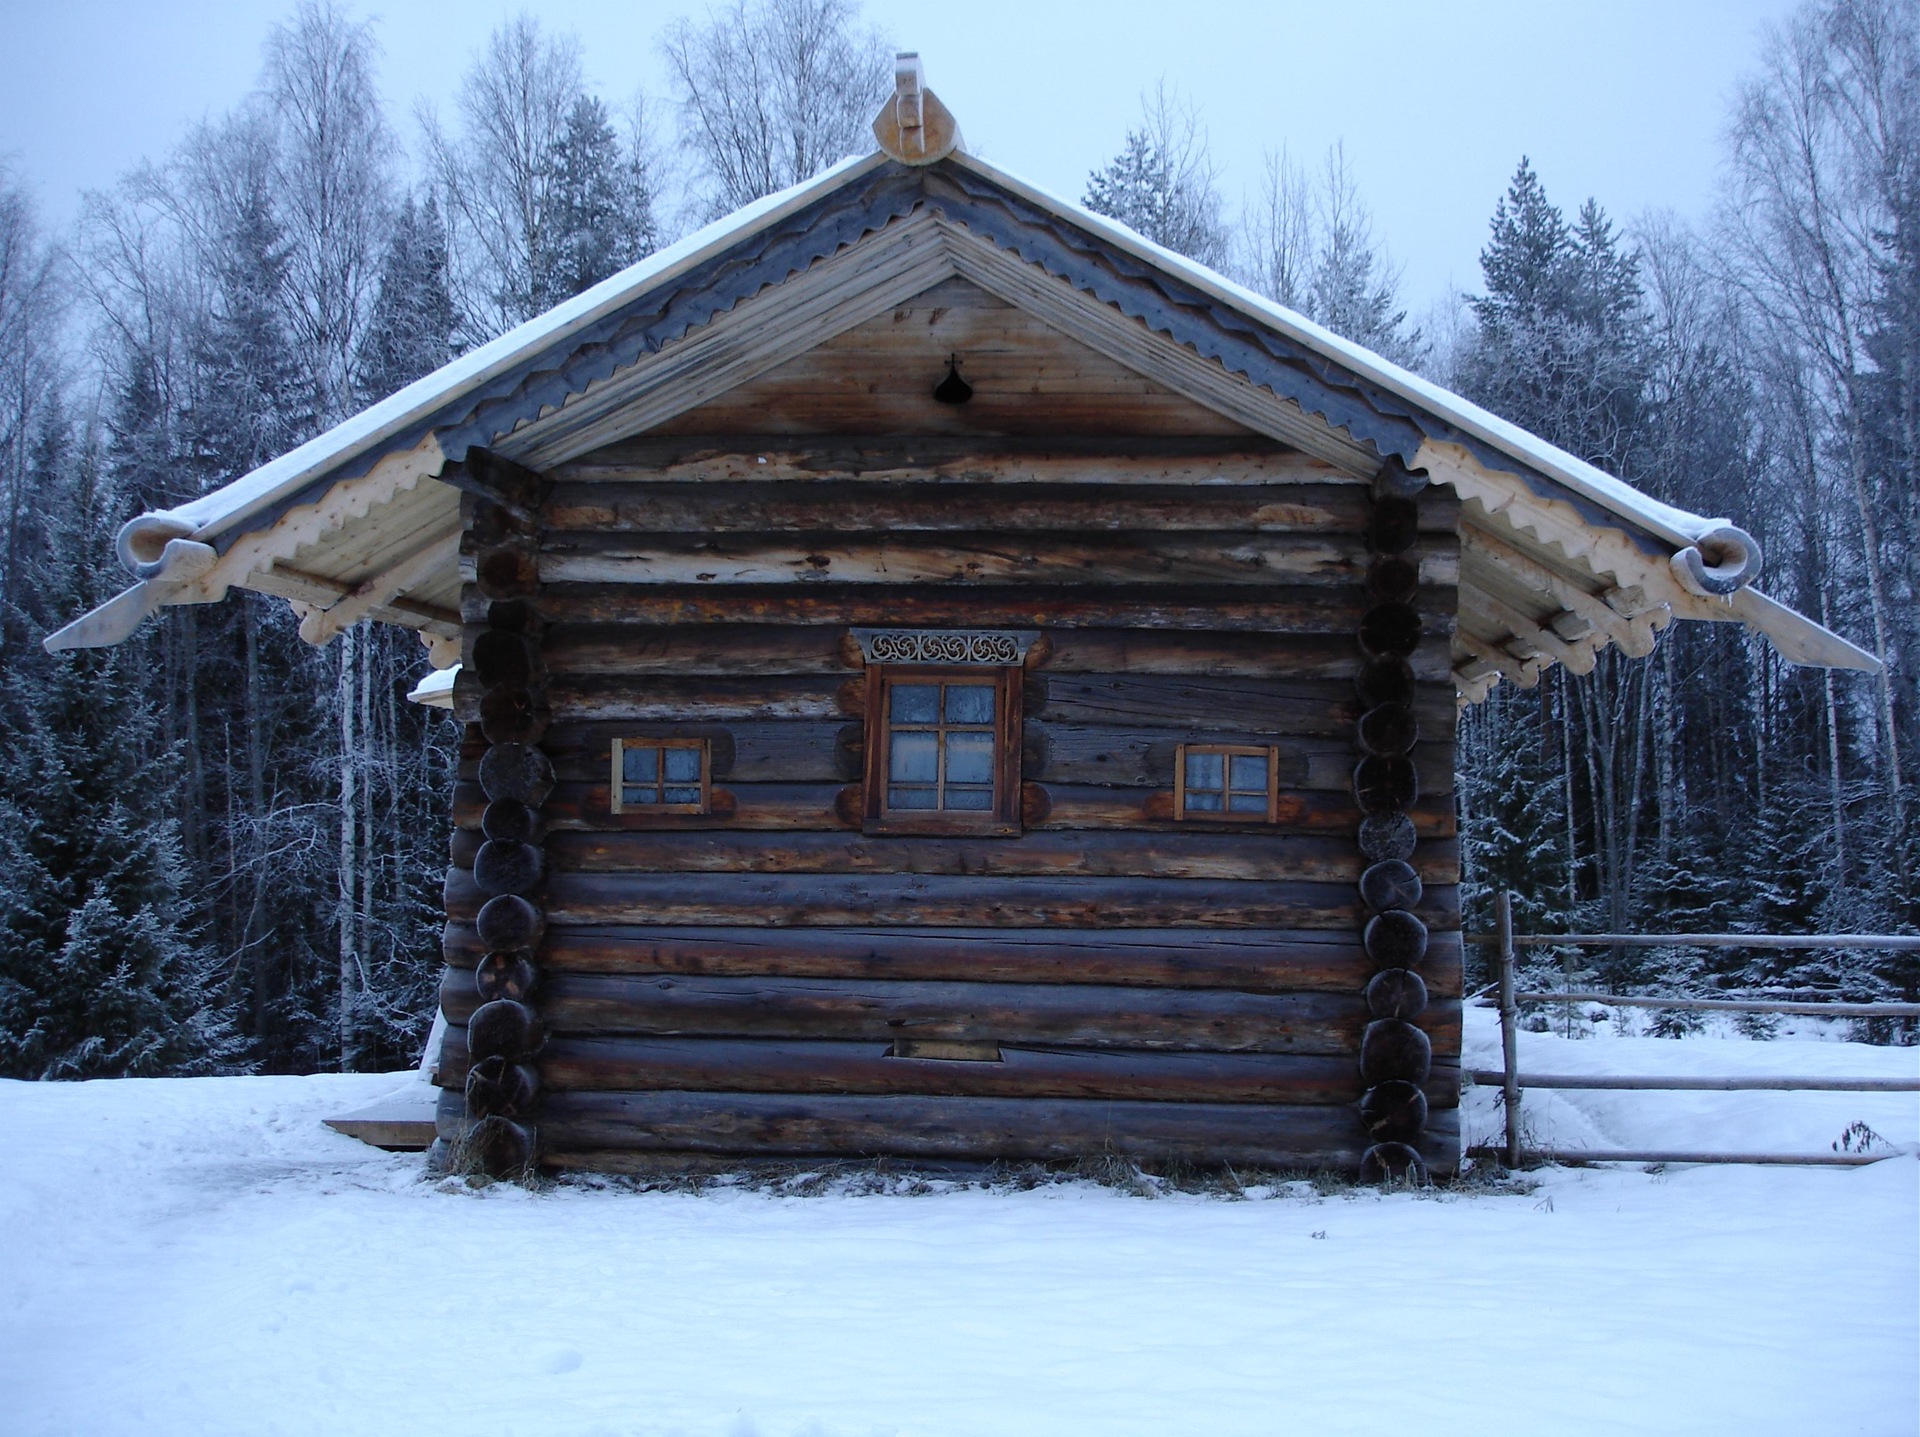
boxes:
[50,58,1877,1181]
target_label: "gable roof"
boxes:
[47,105,1878,698]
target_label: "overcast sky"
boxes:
[2,0,1801,310]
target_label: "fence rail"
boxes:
[1479,892,1919,1169]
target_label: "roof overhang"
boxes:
[47,121,1879,700]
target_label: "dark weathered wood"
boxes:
[1360,1018,1433,1084]
[529,829,1384,884]
[473,838,544,897]
[475,951,538,1002]
[1366,554,1420,604]
[537,623,1454,683]
[535,1035,1462,1107]
[1358,602,1423,659]
[464,1055,541,1119]
[452,776,1460,839]
[516,719,1457,795]
[473,893,544,950]
[1358,813,1418,864]
[1355,656,1416,709]
[465,1114,537,1173]
[479,685,551,745]
[471,630,542,688]
[523,581,1459,637]
[1365,968,1428,1020]
[1365,910,1431,968]
[1359,860,1424,914]
[474,545,540,600]
[1358,1079,1428,1141]
[539,530,1457,589]
[481,798,545,845]
[466,998,546,1062]
[542,481,1388,534]
[1354,755,1420,814]
[445,867,1462,931]
[479,743,555,806]
[537,1091,1462,1172]
[1357,703,1419,757]
[1369,497,1421,554]
[555,436,1321,485]
[437,967,1462,1055]
[442,923,1467,997]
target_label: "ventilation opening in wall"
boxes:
[889,1039,1004,1062]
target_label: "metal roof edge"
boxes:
[945,150,1718,554]
[160,152,893,546]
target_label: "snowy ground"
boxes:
[2,1009,1915,1437]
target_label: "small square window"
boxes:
[1175,743,1279,822]
[611,737,711,813]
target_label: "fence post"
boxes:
[1496,889,1521,1169]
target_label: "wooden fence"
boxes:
[1465,892,1920,1169]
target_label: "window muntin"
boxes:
[611,737,710,813]
[1175,743,1280,822]
[885,678,999,812]
[864,665,1020,835]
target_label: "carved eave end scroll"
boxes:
[872,52,964,166]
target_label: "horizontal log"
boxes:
[437,972,1405,1053]
[510,719,1457,794]
[497,828,1462,887]
[452,777,1458,839]
[541,480,1461,535]
[537,1036,1462,1107]
[521,581,1459,636]
[445,868,1462,930]
[553,436,1342,487]
[540,671,1459,738]
[536,1090,1463,1172]
[538,623,1457,683]
[443,924,1467,997]
[539,531,1459,589]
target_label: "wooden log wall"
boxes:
[435,432,1464,1177]
[440,450,553,1177]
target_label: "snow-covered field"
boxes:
[3,1009,1915,1437]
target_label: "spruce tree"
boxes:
[0,416,240,1079]
[358,193,457,404]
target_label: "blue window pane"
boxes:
[889,787,938,810]
[1230,752,1268,792]
[891,684,939,723]
[945,732,995,785]
[663,786,703,806]
[623,745,659,784]
[944,788,993,811]
[944,683,995,725]
[1185,789,1224,813]
[890,731,939,783]
[1185,750,1223,792]
[1228,791,1268,813]
[664,747,701,781]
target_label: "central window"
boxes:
[863,664,1022,835]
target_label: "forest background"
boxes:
[0,0,1912,1080]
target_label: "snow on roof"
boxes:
[964,151,1719,551]
[45,103,1879,690]
[159,153,889,545]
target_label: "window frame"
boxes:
[610,736,712,815]
[862,664,1023,837]
[1174,742,1281,823]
